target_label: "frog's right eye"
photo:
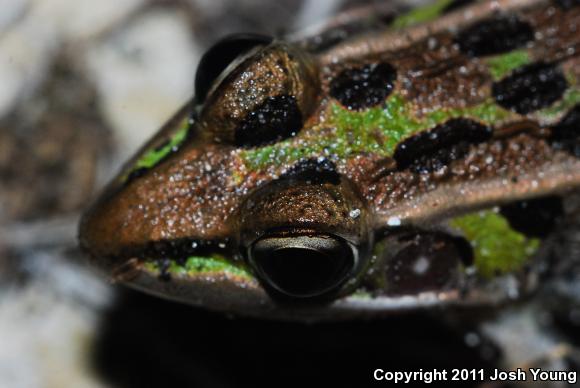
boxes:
[194,34,273,104]
[198,41,319,147]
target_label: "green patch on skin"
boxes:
[144,255,253,279]
[486,50,530,80]
[231,170,245,186]
[350,289,373,299]
[240,93,513,170]
[124,117,190,180]
[329,94,512,155]
[391,0,454,29]
[450,210,539,277]
[535,86,580,121]
[135,118,189,170]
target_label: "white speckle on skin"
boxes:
[427,37,438,50]
[412,256,430,275]
[349,208,361,219]
[465,266,477,276]
[387,216,401,227]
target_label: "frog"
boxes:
[79,0,580,324]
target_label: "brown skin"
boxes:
[237,177,371,246]
[367,134,580,225]
[318,0,543,64]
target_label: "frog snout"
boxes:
[249,234,357,298]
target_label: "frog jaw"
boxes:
[127,256,535,321]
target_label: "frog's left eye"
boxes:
[194,34,273,104]
[249,233,356,298]
[198,41,319,147]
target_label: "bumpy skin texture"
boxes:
[200,43,319,145]
[237,177,371,246]
[80,0,580,318]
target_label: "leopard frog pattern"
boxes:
[80,0,580,319]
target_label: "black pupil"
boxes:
[251,236,354,298]
[194,33,273,104]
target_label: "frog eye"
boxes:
[194,33,273,104]
[238,167,370,300]
[249,233,356,298]
[199,42,319,147]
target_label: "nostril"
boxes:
[249,235,355,298]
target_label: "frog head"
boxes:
[80,0,580,319]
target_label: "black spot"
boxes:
[234,95,303,148]
[185,111,198,141]
[158,258,172,282]
[125,115,196,185]
[117,238,231,266]
[330,62,396,110]
[379,13,396,26]
[127,167,149,182]
[394,118,492,173]
[500,196,564,238]
[150,238,230,260]
[195,34,273,104]
[453,237,475,266]
[153,139,171,152]
[283,158,340,185]
[492,62,568,114]
[455,15,534,57]
[555,0,580,10]
[443,0,477,14]
[125,139,187,184]
[550,105,580,157]
[385,233,472,296]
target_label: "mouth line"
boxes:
[112,237,234,262]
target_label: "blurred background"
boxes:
[0,0,565,387]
